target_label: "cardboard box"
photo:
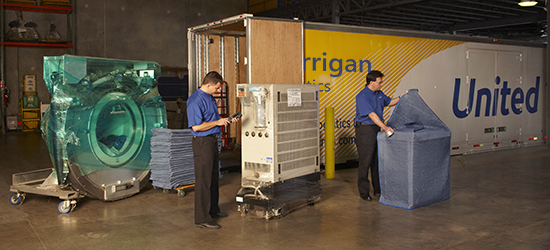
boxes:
[165,101,186,129]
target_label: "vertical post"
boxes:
[220,36,225,77]
[70,0,75,54]
[325,107,335,179]
[187,30,195,95]
[1,1,5,134]
[547,6,549,148]
[204,35,209,76]
[331,0,340,24]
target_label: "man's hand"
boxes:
[229,117,239,124]
[382,126,394,134]
[193,118,232,132]
[217,118,231,126]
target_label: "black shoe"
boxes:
[361,195,372,201]
[195,222,221,229]
[210,212,228,218]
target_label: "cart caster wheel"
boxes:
[163,189,171,194]
[9,193,21,205]
[177,190,186,198]
[238,204,249,217]
[58,201,72,214]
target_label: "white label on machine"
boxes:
[266,157,273,163]
[287,88,301,107]
[236,197,243,202]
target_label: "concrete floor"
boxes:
[1,132,549,250]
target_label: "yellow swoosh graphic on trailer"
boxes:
[305,30,464,158]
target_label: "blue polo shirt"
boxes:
[187,89,221,137]
[355,87,391,125]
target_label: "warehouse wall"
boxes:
[3,8,69,118]
[3,0,248,117]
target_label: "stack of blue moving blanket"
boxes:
[149,129,195,189]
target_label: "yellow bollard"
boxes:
[325,107,335,179]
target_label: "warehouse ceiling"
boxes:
[255,0,548,44]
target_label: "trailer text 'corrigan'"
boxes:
[304,53,371,78]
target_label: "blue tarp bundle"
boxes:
[378,89,451,209]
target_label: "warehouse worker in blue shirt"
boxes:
[187,71,238,229]
[355,70,406,201]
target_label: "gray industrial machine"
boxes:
[235,84,321,219]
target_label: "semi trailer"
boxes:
[188,14,546,163]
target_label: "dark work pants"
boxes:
[355,124,381,197]
[192,136,221,224]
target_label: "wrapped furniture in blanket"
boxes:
[377,89,451,209]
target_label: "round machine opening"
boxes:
[90,93,145,168]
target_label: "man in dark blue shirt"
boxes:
[187,71,238,229]
[355,70,405,201]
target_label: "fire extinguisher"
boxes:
[3,87,9,107]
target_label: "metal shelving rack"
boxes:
[0,1,75,134]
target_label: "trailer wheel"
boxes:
[163,189,171,194]
[9,193,21,205]
[58,201,72,214]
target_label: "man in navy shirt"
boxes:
[187,71,238,229]
[355,70,405,201]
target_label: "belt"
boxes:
[355,121,379,127]
[193,134,219,138]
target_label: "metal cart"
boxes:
[154,182,195,198]
[9,168,85,214]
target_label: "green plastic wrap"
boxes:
[42,55,166,200]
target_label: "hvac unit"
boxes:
[236,84,321,219]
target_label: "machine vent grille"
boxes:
[244,162,270,172]
[278,138,318,152]
[277,111,317,122]
[278,120,317,132]
[277,129,318,143]
[281,157,316,171]
[278,102,317,111]
[278,92,316,102]
[277,148,318,162]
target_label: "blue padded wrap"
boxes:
[377,89,451,209]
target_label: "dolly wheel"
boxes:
[9,193,21,205]
[177,189,186,198]
[58,201,72,214]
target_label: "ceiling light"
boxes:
[518,0,538,7]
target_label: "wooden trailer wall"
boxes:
[206,35,247,140]
[189,15,304,147]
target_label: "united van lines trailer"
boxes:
[188,14,547,163]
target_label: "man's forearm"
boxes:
[368,112,389,131]
[389,97,400,107]
[192,120,219,132]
